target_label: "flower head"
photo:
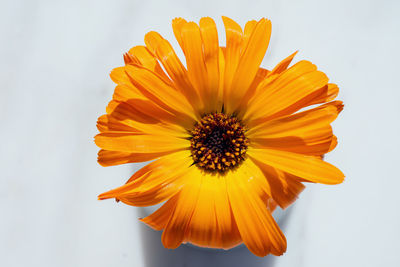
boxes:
[95,16,344,257]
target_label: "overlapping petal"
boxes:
[127,45,171,82]
[222,16,243,105]
[248,101,343,155]
[199,17,220,112]
[98,150,193,206]
[243,60,330,125]
[145,31,203,114]
[228,18,271,113]
[250,158,305,209]
[160,166,202,248]
[184,168,242,249]
[226,160,286,256]
[124,64,196,122]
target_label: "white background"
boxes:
[1,0,399,266]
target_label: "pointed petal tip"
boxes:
[123,52,136,65]
[139,216,160,231]
[286,50,299,61]
[98,194,121,202]
[98,194,107,200]
[337,102,344,113]
[327,100,344,114]
[98,190,119,200]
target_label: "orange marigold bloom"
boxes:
[95,16,344,257]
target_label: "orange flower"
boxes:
[95,16,344,257]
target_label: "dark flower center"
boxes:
[190,113,249,174]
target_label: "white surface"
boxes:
[1,0,400,266]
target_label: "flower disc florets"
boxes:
[190,113,249,174]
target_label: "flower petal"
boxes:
[222,16,243,106]
[212,175,242,249]
[226,161,287,256]
[106,100,160,124]
[110,67,131,85]
[128,45,171,82]
[112,84,146,102]
[98,109,188,137]
[102,107,189,138]
[228,18,272,113]
[243,20,257,46]
[251,136,338,156]
[248,101,343,155]
[217,47,225,110]
[98,150,192,206]
[251,157,305,209]
[172,17,187,52]
[94,131,189,153]
[144,31,202,113]
[238,67,270,112]
[200,17,220,112]
[97,149,171,167]
[106,99,190,128]
[245,60,329,124]
[184,168,242,249]
[248,148,344,184]
[140,195,178,230]
[185,170,221,248]
[269,51,298,76]
[161,167,203,249]
[97,114,138,133]
[110,68,146,100]
[309,83,339,105]
[124,64,197,124]
[181,22,210,112]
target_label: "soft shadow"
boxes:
[138,206,293,267]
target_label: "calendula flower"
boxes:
[95,16,344,257]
